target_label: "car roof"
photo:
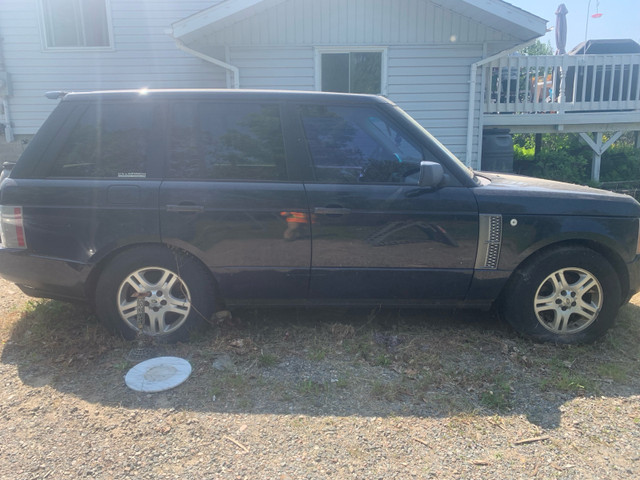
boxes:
[59,88,393,105]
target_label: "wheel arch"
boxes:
[84,242,222,306]
[502,239,630,303]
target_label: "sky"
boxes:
[507,0,640,52]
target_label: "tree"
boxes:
[519,40,553,56]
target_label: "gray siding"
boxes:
[0,0,227,134]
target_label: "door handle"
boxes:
[166,204,204,213]
[314,207,351,216]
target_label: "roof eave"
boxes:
[171,0,548,43]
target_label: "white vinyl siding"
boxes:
[229,47,315,90]
[388,45,484,164]
[0,0,227,134]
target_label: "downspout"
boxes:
[173,38,240,89]
[0,36,14,142]
[465,38,537,168]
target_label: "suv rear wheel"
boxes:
[501,246,621,343]
[95,246,215,343]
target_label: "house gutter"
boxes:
[173,38,240,89]
[465,38,537,167]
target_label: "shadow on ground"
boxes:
[2,299,640,429]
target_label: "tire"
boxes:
[501,246,621,344]
[95,246,215,343]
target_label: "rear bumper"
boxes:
[0,247,89,302]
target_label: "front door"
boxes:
[298,104,478,302]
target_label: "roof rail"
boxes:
[44,91,68,100]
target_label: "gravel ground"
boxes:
[1,276,640,479]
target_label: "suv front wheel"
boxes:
[501,246,622,343]
[95,246,215,343]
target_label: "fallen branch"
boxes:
[224,435,249,453]
[413,437,429,447]
[514,435,549,446]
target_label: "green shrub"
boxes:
[511,132,640,185]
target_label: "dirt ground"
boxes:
[1,277,640,479]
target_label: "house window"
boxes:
[319,50,385,95]
[41,0,111,49]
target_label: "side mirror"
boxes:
[418,161,444,188]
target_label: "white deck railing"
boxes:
[483,53,640,114]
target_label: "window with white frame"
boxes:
[318,50,385,95]
[41,0,112,49]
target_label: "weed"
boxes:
[113,360,131,371]
[257,353,279,368]
[334,376,349,389]
[540,369,597,393]
[595,363,628,382]
[328,323,355,340]
[297,379,328,396]
[308,348,327,362]
[480,376,512,411]
[370,380,405,402]
[373,354,392,367]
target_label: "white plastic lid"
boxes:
[125,356,192,393]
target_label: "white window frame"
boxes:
[314,47,388,96]
[38,0,115,52]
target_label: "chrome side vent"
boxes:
[475,214,502,270]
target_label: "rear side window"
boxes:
[300,104,425,184]
[48,103,153,179]
[166,102,287,181]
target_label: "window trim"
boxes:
[314,47,388,96]
[38,0,115,52]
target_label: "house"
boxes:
[0,0,551,167]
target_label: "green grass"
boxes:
[297,379,328,397]
[257,353,279,368]
[480,376,513,411]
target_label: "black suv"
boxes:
[1,89,639,343]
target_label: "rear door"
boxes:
[0,99,163,297]
[159,100,310,302]
[297,103,479,303]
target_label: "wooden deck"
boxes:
[481,53,640,134]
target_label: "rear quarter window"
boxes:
[47,102,154,179]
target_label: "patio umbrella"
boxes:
[555,3,568,55]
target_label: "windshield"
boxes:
[391,105,476,182]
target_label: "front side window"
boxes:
[167,102,287,181]
[301,105,425,184]
[320,51,384,95]
[41,0,111,49]
[48,103,153,178]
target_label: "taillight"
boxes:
[0,205,27,249]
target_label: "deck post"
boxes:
[580,131,624,182]
[591,132,603,182]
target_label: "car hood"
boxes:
[473,172,640,217]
